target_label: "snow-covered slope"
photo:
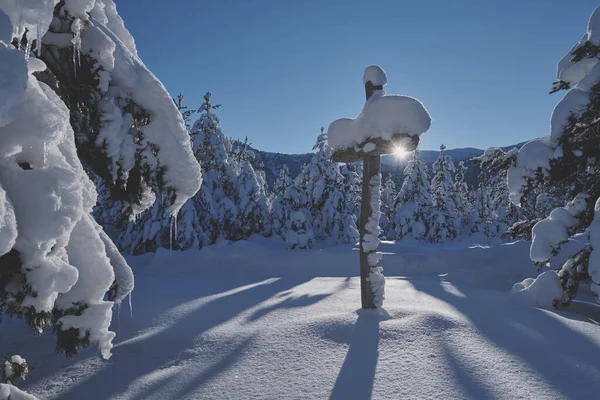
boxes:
[3,237,600,400]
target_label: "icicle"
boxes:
[116,302,121,342]
[24,37,31,60]
[174,214,178,245]
[169,216,173,254]
[128,291,133,318]
[36,21,41,57]
[71,19,82,78]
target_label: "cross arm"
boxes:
[331,133,420,163]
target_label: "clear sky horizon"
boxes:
[116,0,598,154]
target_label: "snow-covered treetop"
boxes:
[312,127,328,152]
[363,65,387,86]
[556,6,600,88]
[508,8,600,206]
[328,66,431,149]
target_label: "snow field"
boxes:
[2,237,599,399]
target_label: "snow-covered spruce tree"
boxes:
[0,1,203,359]
[173,92,197,131]
[119,92,230,254]
[271,165,293,238]
[286,210,315,250]
[508,6,600,305]
[229,137,271,239]
[283,175,314,249]
[478,147,526,237]
[469,148,522,238]
[340,163,362,219]
[427,145,460,242]
[273,164,293,198]
[470,183,494,236]
[36,2,200,226]
[454,161,471,233]
[301,129,358,244]
[232,159,271,240]
[380,173,397,238]
[381,173,397,220]
[392,150,433,241]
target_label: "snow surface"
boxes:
[4,236,600,399]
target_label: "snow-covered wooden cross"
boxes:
[328,65,431,309]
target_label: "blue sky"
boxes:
[116,0,598,154]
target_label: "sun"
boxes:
[393,145,408,159]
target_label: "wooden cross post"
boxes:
[331,73,420,309]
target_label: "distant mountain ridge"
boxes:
[381,142,528,166]
[248,141,529,189]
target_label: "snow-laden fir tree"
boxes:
[454,161,471,233]
[392,150,433,241]
[38,2,200,224]
[192,95,238,242]
[232,159,271,240]
[286,210,315,250]
[475,147,525,238]
[118,93,219,254]
[0,1,202,360]
[380,174,397,238]
[381,173,397,218]
[282,175,314,249]
[469,148,514,237]
[273,165,293,198]
[300,129,358,244]
[508,6,600,305]
[228,137,271,239]
[340,163,362,221]
[271,165,294,238]
[173,92,196,131]
[470,183,494,236]
[120,93,273,252]
[427,145,460,242]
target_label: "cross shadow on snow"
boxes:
[36,275,314,400]
[409,278,600,398]
[329,309,388,400]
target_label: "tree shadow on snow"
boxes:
[329,309,388,400]
[166,336,255,400]
[44,276,314,400]
[247,278,351,322]
[246,293,331,322]
[410,278,600,398]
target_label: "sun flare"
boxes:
[393,145,408,159]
